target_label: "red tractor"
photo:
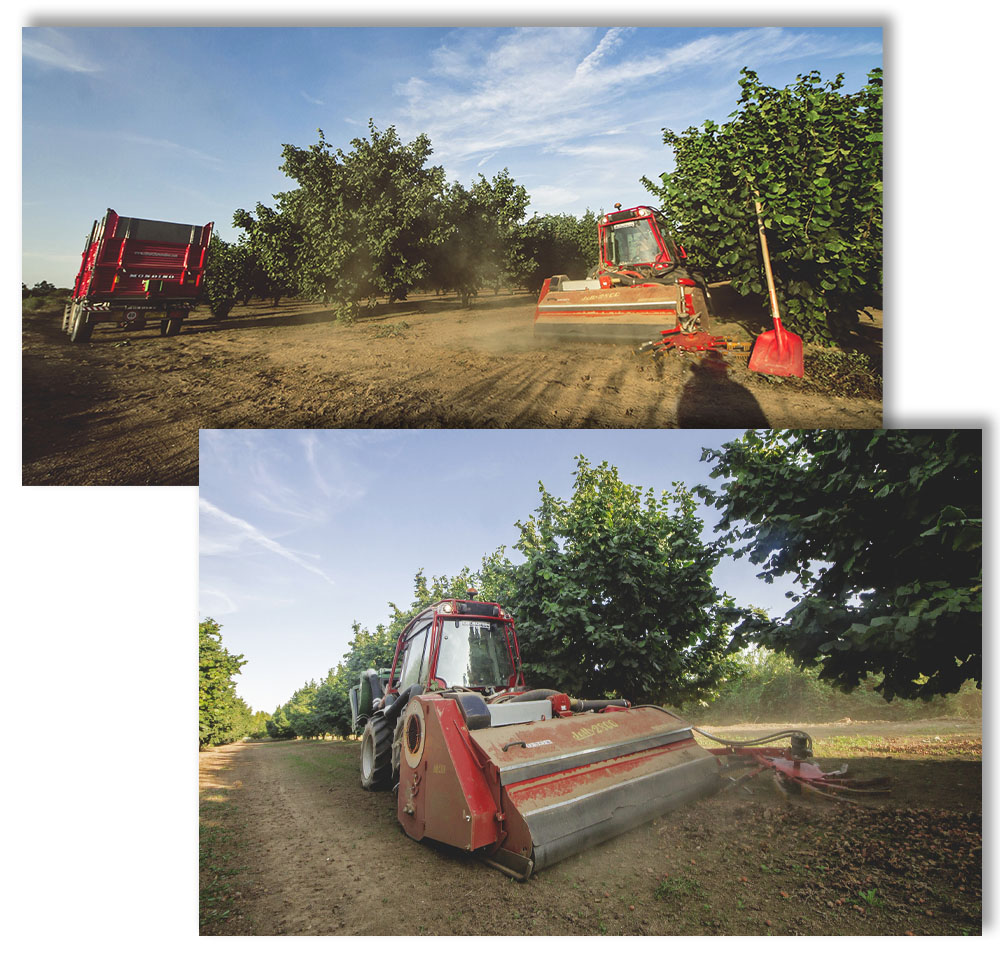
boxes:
[533,204,714,343]
[350,594,722,880]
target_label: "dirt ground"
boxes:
[199,717,980,936]
[23,288,882,485]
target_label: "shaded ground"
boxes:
[24,288,882,485]
[199,718,979,936]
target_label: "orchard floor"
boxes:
[23,288,882,485]
[199,717,980,936]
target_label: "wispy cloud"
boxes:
[23,30,100,73]
[396,27,878,171]
[301,90,325,106]
[118,133,226,169]
[199,498,335,586]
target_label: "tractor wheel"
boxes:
[360,712,393,791]
[69,304,93,343]
[62,303,73,333]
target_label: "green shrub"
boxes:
[696,646,981,724]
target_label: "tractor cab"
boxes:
[349,596,524,734]
[598,205,686,273]
[387,597,524,697]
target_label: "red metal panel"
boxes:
[71,209,213,306]
[398,697,501,852]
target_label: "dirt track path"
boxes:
[200,721,980,936]
[24,292,881,485]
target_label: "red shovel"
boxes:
[748,195,804,377]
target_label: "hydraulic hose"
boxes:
[631,705,814,752]
[381,683,422,722]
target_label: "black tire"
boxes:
[360,712,393,791]
[164,316,183,336]
[61,303,73,333]
[69,304,93,343]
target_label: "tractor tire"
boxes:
[62,303,73,333]
[69,303,93,343]
[360,712,393,791]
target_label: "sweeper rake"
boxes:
[701,729,891,803]
[351,595,888,879]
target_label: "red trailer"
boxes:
[64,209,213,342]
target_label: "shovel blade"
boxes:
[748,327,804,377]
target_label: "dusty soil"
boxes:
[24,288,882,485]
[199,718,980,936]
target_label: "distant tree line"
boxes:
[199,618,269,748]
[262,430,976,741]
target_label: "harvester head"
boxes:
[397,693,721,879]
[533,205,713,343]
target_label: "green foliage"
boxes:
[642,68,883,342]
[699,645,982,723]
[697,430,981,701]
[23,280,57,299]
[265,703,296,740]
[426,170,531,304]
[22,285,71,315]
[266,569,481,738]
[232,202,303,305]
[277,121,451,318]
[512,211,600,290]
[199,619,256,748]
[203,235,253,319]
[495,456,739,705]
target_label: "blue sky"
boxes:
[21,24,881,288]
[199,428,799,712]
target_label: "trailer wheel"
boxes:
[62,303,73,333]
[360,712,393,791]
[164,317,183,337]
[69,304,93,343]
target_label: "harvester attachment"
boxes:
[705,731,891,803]
[396,695,721,880]
[532,205,713,344]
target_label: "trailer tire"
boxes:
[360,712,393,791]
[62,303,73,333]
[69,304,93,343]
[164,317,183,337]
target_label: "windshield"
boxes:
[605,217,663,266]
[434,618,516,689]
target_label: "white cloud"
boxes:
[118,133,225,169]
[395,26,879,177]
[199,498,335,586]
[301,90,325,106]
[23,30,100,73]
[528,185,580,210]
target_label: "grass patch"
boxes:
[370,320,411,338]
[199,788,251,933]
[654,875,705,901]
[814,734,982,760]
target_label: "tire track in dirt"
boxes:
[25,292,881,485]
[202,722,980,937]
